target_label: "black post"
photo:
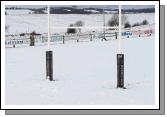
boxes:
[46,51,53,81]
[117,54,125,88]
[115,32,117,39]
[13,39,15,48]
[90,34,93,41]
[62,35,65,44]
[30,35,35,46]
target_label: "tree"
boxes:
[108,14,127,26]
[124,22,131,28]
[74,20,84,27]
[132,22,140,27]
[67,21,84,34]
[141,19,149,25]
[74,20,84,33]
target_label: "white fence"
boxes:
[5,27,155,48]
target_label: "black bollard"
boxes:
[117,54,125,88]
[46,51,53,81]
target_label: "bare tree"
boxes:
[132,22,140,27]
[74,20,84,27]
[74,20,84,33]
[108,14,127,26]
[67,21,84,34]
[124,22,131,28]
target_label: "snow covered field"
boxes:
[5,13,155,34]
[6,9,33,15]
[5,36,155,105]
[5,9,156,106]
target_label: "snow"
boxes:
[5,9,33,15]
[5,36,155,105]
[84,9,99,13]
[5,13,155,34]
[64,9,71,11]
[104,10,117,13]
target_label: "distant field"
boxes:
[5,12,155,34]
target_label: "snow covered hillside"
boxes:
[5,9,33,15]
[5,13,155,34]
[5,36,155,105]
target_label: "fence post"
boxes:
[62,35,65,44]
[30,35,35,46]
[115,32,117,39]
[13,38,15,48]
[139,30,141,37]
[90,34,93,41]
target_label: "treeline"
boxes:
[50,7,92,14]
[50,7,155,14]
[122,8,155,13]
[5,7,155,14]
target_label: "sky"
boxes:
[6,5,154,10]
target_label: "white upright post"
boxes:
[47,5,50,49]
[103,9,106,41]
[118,5,121,54]
[117,5,125,89]
[46,5,53,81]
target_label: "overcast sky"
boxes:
[6,5,154,10]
